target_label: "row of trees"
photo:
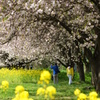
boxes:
[0,0,100,92]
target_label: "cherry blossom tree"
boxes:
[0,0,100,91]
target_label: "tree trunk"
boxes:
[83,56,91,73]
[85,62,91,73]
[84,29,100,92]
[89,31,100,92]
[92,59,100,92]
[77,57,85,81]
[91,64,95,86]
[94,32,100,92]
[85,48,100,92]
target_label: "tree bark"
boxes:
[85,30,100,92]
[56,59,67,68]
[93,30,100,92]
[92,58,100,92]
[77,57,85,81]
[83,56,91,73]
[85,62,91,73]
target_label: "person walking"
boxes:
[66,66,74,85]
[51,63,60,84]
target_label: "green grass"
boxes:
[0,68,95,100]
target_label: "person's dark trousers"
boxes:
[53,74,58,84]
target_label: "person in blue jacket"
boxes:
[51,63,60,84]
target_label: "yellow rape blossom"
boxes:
[45,86,56,99]
[37,70,56,99]
[0,85,2,88]
[78,93,87,100]
[12,93,20,100]
[74,89,100,100]
[12,86,34,100]
[89,91,98,100]
[1,80,9,90]
[15,85,24,94]
[12,92,33,100]
[12,98,17,100]
[74,89,81,96]
[28,98,33,100]
[36,87,45,95]
[40,70,51,81]
[19,99,28,100]
[89,91,98,97]
[38,80,43,84]
[20,91,29,99]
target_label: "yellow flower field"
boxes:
[0,68,57,100]
[0,68,41,83]
[0,68,99,100]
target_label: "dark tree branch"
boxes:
[90,0,100,13]
[37,12,72,35]
[2,31,16,44]
[56,58,67,68]
[50,17,72,34]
